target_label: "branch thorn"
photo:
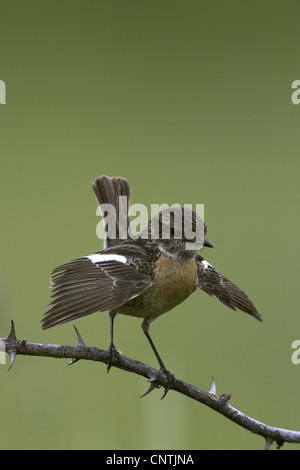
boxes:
[140,378,161,398]
[264,438,273,450]
[209,376,216,395]
[4,320,18,372]
[68,325,86,365]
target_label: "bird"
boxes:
[42,175,262,392]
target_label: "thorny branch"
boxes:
[1,321,300,450]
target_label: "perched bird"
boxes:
[42,176,261,390]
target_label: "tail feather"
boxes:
[92,176,131,247]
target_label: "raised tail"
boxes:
[92,175,131,247]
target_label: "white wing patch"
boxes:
[86,254,128,265]
[201,260,213,270]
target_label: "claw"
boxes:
[160,369,175,399]
[106,345,121,373]
[160,384,170,400]
[140,369,175,399]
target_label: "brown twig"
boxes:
[2,321,300,449]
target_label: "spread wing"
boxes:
[42,250,153,329]
[196,255,262,322]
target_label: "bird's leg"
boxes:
[141,319,175,398]
[107,311,121,373]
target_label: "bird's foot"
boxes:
[159,367,175,399]
[140,367,175,399]
[106,344,121,373]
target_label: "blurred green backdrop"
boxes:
[1,0,299,450]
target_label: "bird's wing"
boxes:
[42,249,153,329]
[195,255,262,322]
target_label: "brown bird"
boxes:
[42,176,261,392]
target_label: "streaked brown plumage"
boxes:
[42,175,262,380]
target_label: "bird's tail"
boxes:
[92,175,131,247]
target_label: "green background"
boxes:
[1,0,299,450]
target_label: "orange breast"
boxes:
[118,256,198,319]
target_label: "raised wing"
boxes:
[196,255,262,322]
[42,251,153,329]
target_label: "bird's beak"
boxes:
[204,239,214,248]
